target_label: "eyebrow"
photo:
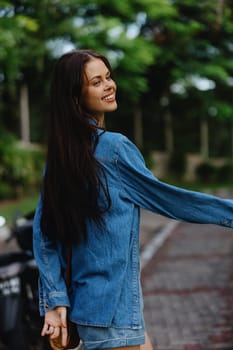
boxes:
[89,75,101,82]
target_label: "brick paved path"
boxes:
[141,222,233,350]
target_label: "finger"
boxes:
[41,322,50,336]
[42,328,54,336]
[59,308,67,328]
[50,326,60,339]
[42,323,58,336]
[48,326,55,335]
[61,325,68,347]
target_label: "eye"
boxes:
[93,80,101,86]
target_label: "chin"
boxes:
[109,103,118,111]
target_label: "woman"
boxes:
[33,49,233,350]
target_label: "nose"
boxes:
[104,79,114,91]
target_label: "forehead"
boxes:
[84,58,109,80]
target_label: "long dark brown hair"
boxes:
[40,50,112,244]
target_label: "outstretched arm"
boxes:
[117,136,233,228]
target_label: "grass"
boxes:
[0,192,40,225]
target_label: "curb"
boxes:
[140,220,179,270]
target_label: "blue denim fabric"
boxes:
[76,288,145,349]
[33,129,233,329]
[77,324,145,350]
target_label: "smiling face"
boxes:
[81,58,117,122]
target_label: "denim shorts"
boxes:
[76,323,145,350]
[76,285,145,349]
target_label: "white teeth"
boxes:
[104,94,114,101]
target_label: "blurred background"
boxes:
[0,2,233,348]
[0,0,233,216]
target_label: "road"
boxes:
[1,209,233,349]
[141,218,233,350]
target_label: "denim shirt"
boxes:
[33,129,233,329]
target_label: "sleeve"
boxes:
[33,196,70,316]
[117,136,233,228]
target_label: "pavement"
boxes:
[140,208,233,350]
[1,193,233,350]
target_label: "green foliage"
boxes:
[0,193,39,225]
[113,37,158,102]
[0,130,45,199]
[200,64,229,82]
[0,182,13,199]
[211,101,233,120]
[0,2,40,81]
[0,0,233,157]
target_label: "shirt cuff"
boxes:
[39,291,71,316]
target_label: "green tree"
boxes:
[0,0,175,147]
[141,0,233,158]
[1,0,233,159]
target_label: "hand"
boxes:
[41,306,68,347]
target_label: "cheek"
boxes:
[88,91,101,104]
[81,89,94,106]
[83,91,102,110]
[112,81,117,90]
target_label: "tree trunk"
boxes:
[134,106,143,149]
[200,118,209,160]
[164,109,173,153]
[20,83,30,144]
[215,0,224,31]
